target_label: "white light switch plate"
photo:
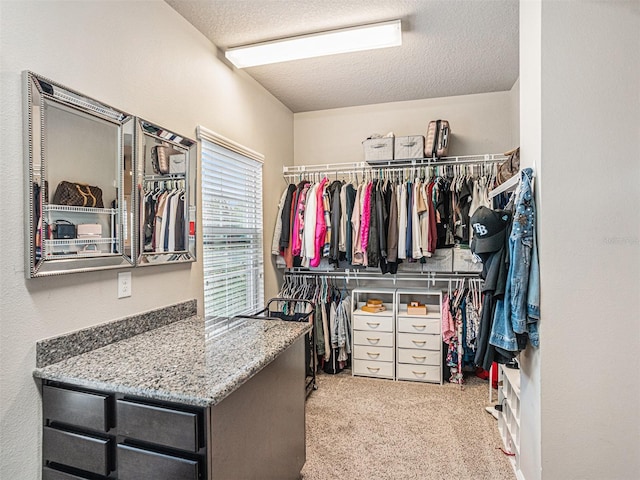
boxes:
[118,271,132,298]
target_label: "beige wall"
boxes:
[0,1,292,479]
[294,91,516,166]
[538,1,639,479]
[520,1,640,479]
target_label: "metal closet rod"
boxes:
[282,153,507,175]
[283,269,480,285]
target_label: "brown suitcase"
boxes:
[425,120,451,159]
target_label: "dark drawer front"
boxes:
[43,385,111,432]
[42,466,93,480]
[117,444,199,480]
[43,427,111,476]
[117,400,199,452]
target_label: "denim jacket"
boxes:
[490,168,539,351]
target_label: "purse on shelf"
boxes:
[151,144,171,175]
[52,181,104,208]
[52,219,76,240]
[496,147,520,185]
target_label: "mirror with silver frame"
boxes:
[24,71,135,278]
[135,119,196,266]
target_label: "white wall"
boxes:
[518,2,543,478]
[520,1,640,479]
[294,91,515,165]
[509,77,520,147]
[0,1,292,479]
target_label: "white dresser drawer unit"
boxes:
[397,348,440,366]
[396,332,440,351]
[352,359,394,379]
[353,314,394,332]
[396,364,441,383]
[395,289,444,385]
[353,330,394,348]
[396,317,440,335]
[353,345,394,363]
[352,288,397,380]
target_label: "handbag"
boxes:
[151,144,171,175]
[52,219,76,239]
[496,147,520,185]
[52,181,104,208]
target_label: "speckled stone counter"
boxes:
[34,314,311,407]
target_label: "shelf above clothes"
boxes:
[283,153,508,180]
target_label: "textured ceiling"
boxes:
[166,0,519,113]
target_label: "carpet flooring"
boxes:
[301,371,515,480]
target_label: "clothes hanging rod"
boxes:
[282,153,507,175]
[283,269,480,284]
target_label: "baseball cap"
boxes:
[470,207,512,254]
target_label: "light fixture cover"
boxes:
[225,19,402,68]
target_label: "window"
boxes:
[198,127,264,331]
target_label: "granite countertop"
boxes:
[34,316,311,407]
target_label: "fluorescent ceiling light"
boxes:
[225,19,402,68]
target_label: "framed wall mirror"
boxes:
[135,119,197,266]
[24,72,135,277]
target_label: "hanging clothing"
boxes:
[397,182,407,260]
[351,183,364,265]
[345,183,356,263]
[271,186,289,255]
[278,184,296,250]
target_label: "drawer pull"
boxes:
[412,355,426,361]
[366,322,380,328]
[412,370,427,376]
[367,366,381,372]
[366,337,381,344]
[412,340,426,346]
[412,324,426,330]
[366,352,380,358]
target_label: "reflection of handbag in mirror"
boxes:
[52,219,76,239]
[151,144,171,175]
[52,181,104,208]
[77,223,102,238]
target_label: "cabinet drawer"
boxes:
[396,364,441,383]
[353,359,394,379]
[353,345,394,362]
[353,330,393,347]
[353,314,393,332]
[397,348,440,365]
[117,400,200,452]
[397,317,440,335]
[43,466,94,480]
[43,426,112,476]
[397,333,440,350]
[117,444,199,480]
[43,385,111,432]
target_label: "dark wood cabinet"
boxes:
[42,382,206,480]
[117,444,200,480]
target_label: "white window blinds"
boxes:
[199,129,264,323]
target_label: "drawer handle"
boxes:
[366,337,381,344]
[367,352,380,358]
[367,366,381,372]
[366,322,380,328]
[412,370,427,376]
[412,324,426,330]
[412,355,426,361]
[412,340,426,346]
